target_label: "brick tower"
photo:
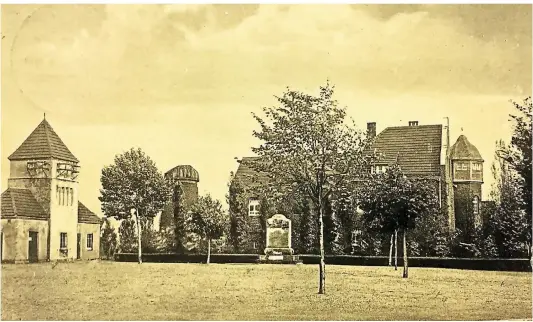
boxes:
[450,134,484,239]
[159,165,199,232]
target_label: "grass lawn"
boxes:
[1,260,531,320]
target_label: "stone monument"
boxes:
[259,214,301,264]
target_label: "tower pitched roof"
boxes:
[8,118,79,163]
[450,135,483,161]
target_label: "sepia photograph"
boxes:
[0,3,532,321]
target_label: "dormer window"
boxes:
[249,199,260,217]
[372,165,388,174]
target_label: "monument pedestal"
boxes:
[257,214,302,265]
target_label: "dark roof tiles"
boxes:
[370,124,443,177]
[8,119,79,163]
[1,188,101,224]
[78,202,102,225]
[1,188,48,221]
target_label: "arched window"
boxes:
[70,188,74,206]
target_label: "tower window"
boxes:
[70,188,74,206]
[473,196,479,215]
[249,199,260,217]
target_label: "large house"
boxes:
[1,117,101,263]
[231,120,485,251]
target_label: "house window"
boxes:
[249,199,260,217]
[472,163,482,171]
[87,234,94,251]
[60,233,68,249]
[56,186,60,204]
[61,187,66,205]
[70,188,74,206]
[373,165,388,174]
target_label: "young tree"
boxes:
[100,217,118,259]
[251,82,367,294]
[358,164,439,278]
[188,194,227,264]
[99,148,171,264]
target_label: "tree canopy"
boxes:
[99,148,171,263]
[188,194,228,263]
[251,81,368,294]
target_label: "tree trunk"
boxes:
[394,229,398,271]
[318,195,326,294]
[135,209,142,264]
[402,229,408,278]
[388,233,394,266]
[207,238,211,264]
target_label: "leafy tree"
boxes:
[188,194,228,264]
[100,217,118,259]
[99,148,171,264]
[498,97,532,255]
[251,82,367,294]
[358,164,439,278]
[410,208,450,257]
[118,218,137,253]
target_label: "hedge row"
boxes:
[114,253,260,264]
[114,253,531,272]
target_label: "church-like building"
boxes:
[1,117,101,263]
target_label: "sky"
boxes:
[1,4,531,218]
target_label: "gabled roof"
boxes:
[449,135,483,161]
[8,119,79,163]
[232,157,270,188]
[78,202,102,225]
[1,188,48,221]
[0,188,101,224]
[369,124,443,177]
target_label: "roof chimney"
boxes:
[409,121,419,127]
[367,122,376,140]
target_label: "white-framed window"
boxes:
[472,163,482,171]
[473,196,480,215]
[249,199,260,217]
[371,165,388,174]
[86,234,94,251]
[60,233,68,249]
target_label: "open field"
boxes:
[2,261,531,320]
